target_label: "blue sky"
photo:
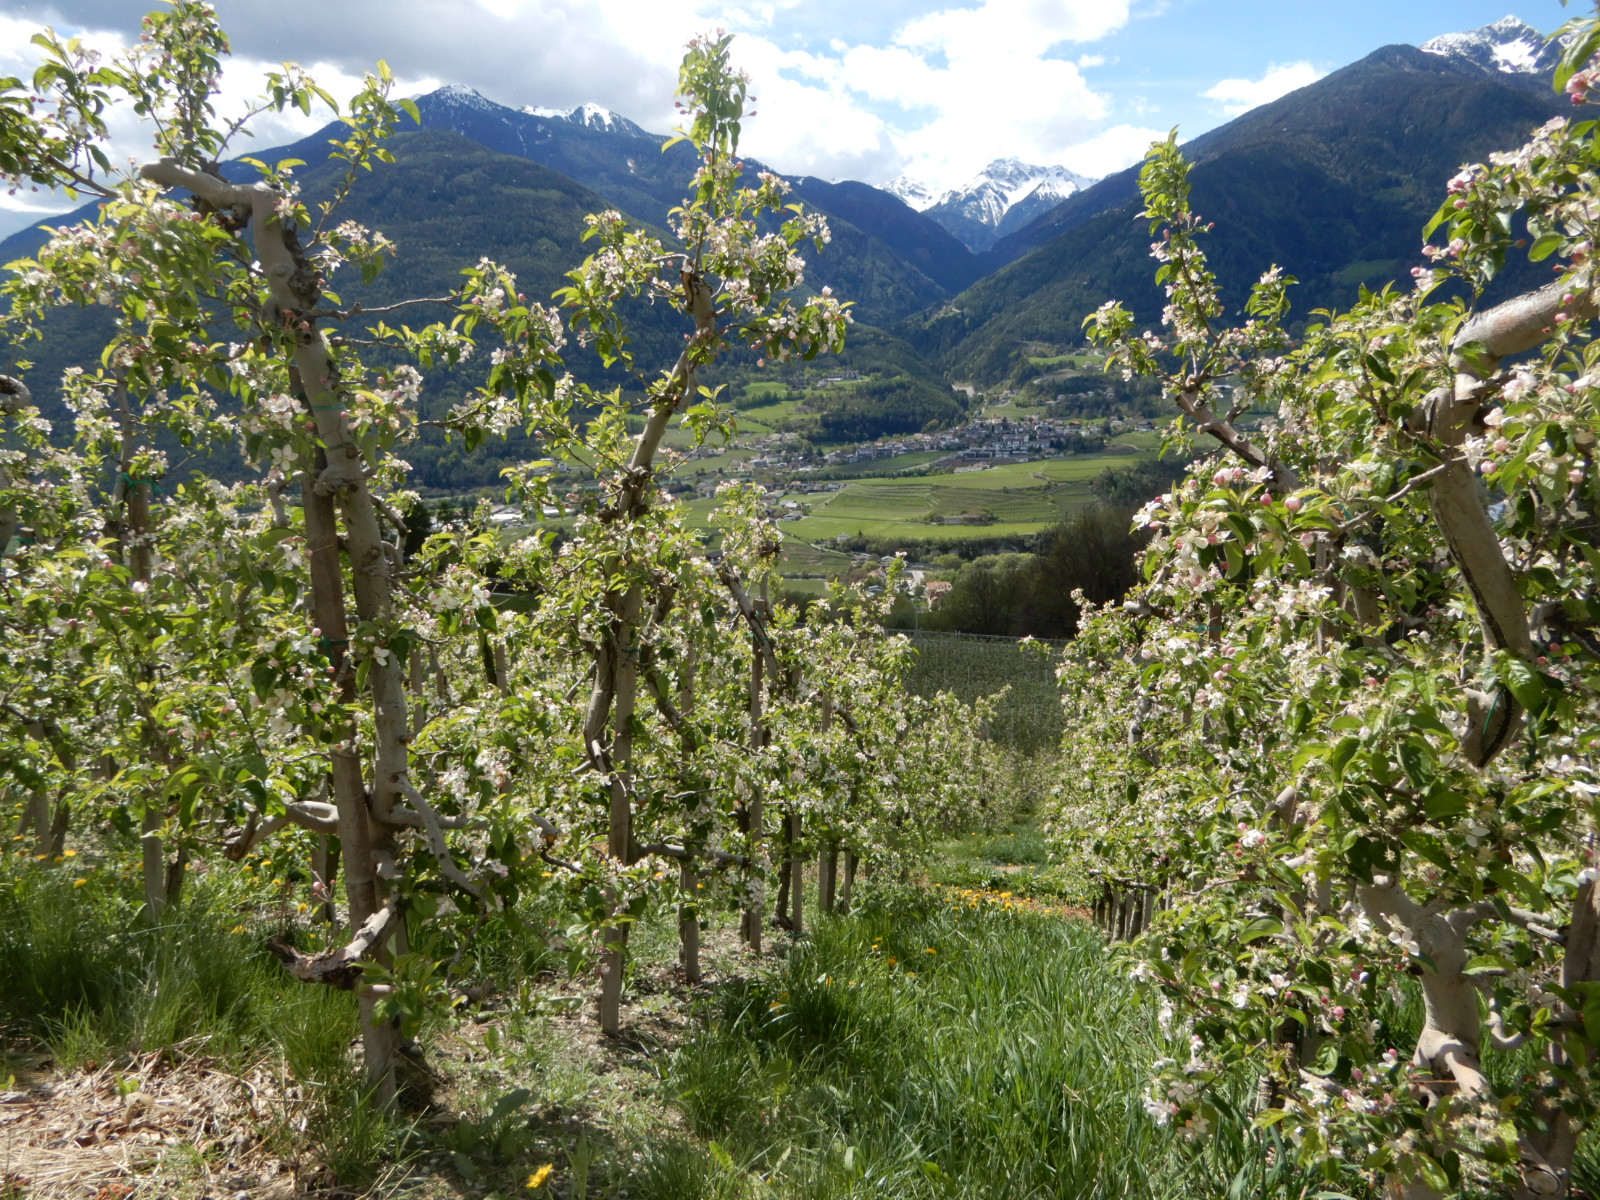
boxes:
[0,0,1578,237]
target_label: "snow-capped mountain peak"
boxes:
[1420,15,1558,77]
[920,157,1096,250]
[521,101,629,132]
[427,83,499,112]
[882,173,940,212]
[522,101,628,131]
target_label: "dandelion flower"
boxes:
[527,1163,554,1189]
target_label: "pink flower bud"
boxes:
[1284,496,1302,512]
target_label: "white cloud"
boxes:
[1202,61,1324,116]
[783,0,1133,191]
[0,1,1138,209]
[1058,124,1168,179]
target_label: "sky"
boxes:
[0,0,1580,240]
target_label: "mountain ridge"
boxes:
[901,31,1569,383]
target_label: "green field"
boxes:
[1026,353,1101,370]
[786,443,1152,545]
[778,540,854,576]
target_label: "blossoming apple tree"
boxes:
[1,3,992,1101]
[1057,13,1600,1197]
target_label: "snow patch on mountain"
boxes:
[524,102,624,130]
[1420,15,1558,76]
[882,173,939,211]
[428,83,499,112]
[938,159,1093,224]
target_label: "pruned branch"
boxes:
[266,898,399,988]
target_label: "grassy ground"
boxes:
[10,788,1460,1200]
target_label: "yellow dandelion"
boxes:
[73,878,87,887]
[527,1163,554,1189]
[924,947,937,954]
[62,849,77,857]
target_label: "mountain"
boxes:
[1419,14,1563,84]
[923,158,1096,251]
[0,127,667,489]
[882,174,939,211]
[785,176,983,294]
[409,86,975,322]
[903,21,1568,384]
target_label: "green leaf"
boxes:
[1502,658,1548,715]
[1238,917,1283,944]
[1529,232,1564,262]
[1329,736,1360,785]
[1416,1153,1451,1193]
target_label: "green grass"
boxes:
[788,513,1056,543]
[0,857,406,1186]
[741,381,790,403]
[1026,354,1101,371]
[656,886,1315,1200]
[779,443,1156,545]
[777,541,853,577]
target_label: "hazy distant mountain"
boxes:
[902,18,1569,383]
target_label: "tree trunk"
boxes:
[840,849,858,914]
[787,812,804,936]
[313,833,339,927]
[117,378,184,916]
[678,860,701,984]
[597,607,641,1036]
[738,616,763,951]
[820,841,838,915]
[304,451,397,1105]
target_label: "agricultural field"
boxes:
[811,449,946,477]
[787,443,1154,545]
[1027,352,1103,371]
